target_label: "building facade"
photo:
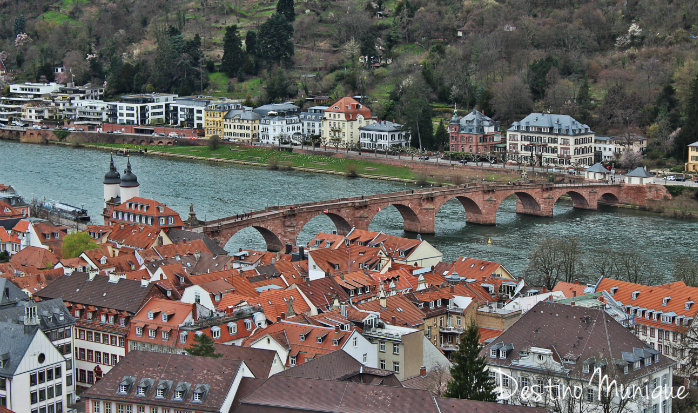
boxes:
[687,141,698,172]
[506,113,594,167]
[116,94,177,126]
[359,121,410,150]
[448,109,501,154]
[222,109,261,142]
[259,114,303,145]
[204,101,241,138]
[321,97,375,148]
[300,106,328,138]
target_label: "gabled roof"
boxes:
[82,351,247,412]
[0,278,27,304]
[356,294,424,327]
[0,297,74,331]
[10,246,59,268]
[295,277,349,311]
[0,321,41,377]
[213,344,278,378]
[253,288,311,321]
[36,272,155,314]
[585,163,609,173]
[325,97,372,120]
[553,281,589,298]
[508,113,592,135]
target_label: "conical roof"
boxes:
[120,157,139,188]
[103,154,121,184]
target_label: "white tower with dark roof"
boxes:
[103,154,121,206]
[119,157,140,203]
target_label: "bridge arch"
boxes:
[599,192,620,204]
[512,191,542,212]
[434,195,487,227]
[369,202,426,234]
[217,224,285,253]
[296,211,353,245]
[553,190,591,210]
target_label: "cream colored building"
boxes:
[687,141,698,172]
[321,97,375,148]
[223,109,261,142]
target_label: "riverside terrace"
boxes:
[191,182,669,252]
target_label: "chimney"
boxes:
[450,285,454,293]
[281,312,286,320]
[299,246,305,260]
[335,325,340,332]
[24,306,39,326]
[276,315,281,323]
[391,315,396,325]
[420,366,427,377]
[572,290,577,297]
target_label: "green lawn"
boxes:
[85,143,416,180]
[40,11,73,24]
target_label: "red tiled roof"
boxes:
[128,298,195,348]
[553,281,588,298]
[105,224,161,250]
[357,294,424,327]
[325,96,372,120]
[478,327,503,343]
[246,288,312,322]
[11,219,30,234]
[10,246,59,268]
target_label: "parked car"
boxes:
[674,175,686,182]
[666,175,676,181]
[419,155,430,160]
[32,125,41,130]
[41,126,49,129]
[168,132,178,138]
[68,127,76,131]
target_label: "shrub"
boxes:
[345,162,359,178]
[267,155,280,170]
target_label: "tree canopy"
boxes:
[185,333,222,358]
[258,13,294,64]
[444,323,497,402]
[222,25,243,77]
[61,232,100,259]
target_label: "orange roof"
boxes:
[478,327,503,343]
[113,197,183,227]
[123,268,150,281]
[307,232,346,249]
[253,288,311,322]
[356,294,424,327]
[446,257,510,280]
[0,200,26,218]
[596,277,698,330]
[10,246,59,268]
[243,320,352,366]
[0,227,20,244]
[32,222,68,245]
[325,97,372,121]
[553,281,588,298]
[128,298,194,348]
[143,239,211,261]
[105,224,161,250]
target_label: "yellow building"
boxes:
[222,109,262,143]
[321,97,375,148]
[204,101,239,138]
[687,141,698,172]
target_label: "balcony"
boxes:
[439,326,464,334]
[440,343,459,352]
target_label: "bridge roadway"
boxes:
[191,182,669,252]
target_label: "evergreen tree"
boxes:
[13,14,25,37]
[245,31,258,57]
[276,0,295,22]
[444,323,497,402]
[434,120,449,151]
[258,14,294,64]
[222,25,243,77]
[527,56,558,101]
[185,333,222,358]
[675,73,698,160]
[576,76,591,124]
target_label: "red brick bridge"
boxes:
[192,183,668,252]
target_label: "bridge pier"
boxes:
[465,213,497,225]
[403,218,435,234]
[515,197,554,218]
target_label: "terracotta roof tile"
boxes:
[356,294,424,327]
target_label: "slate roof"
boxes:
[359,120,404,132]
[451,110,500,134]
[481,301,674,381]
[0,278,28,304]
[36,272,154,314]
[688,141,698,147]
[252,102,299,116]
[82,351,247,412]
[0,297,75,331]
[0,321,41,377]
[585,163,609,173]
[625,166,652,178]
[224,109,262,121]
[278,349,401,386]
[234,375,544,413]
[508,113,592,135]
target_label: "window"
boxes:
[363,353,367,363]
[353,337,358,347]
[228,324,237,335]
[162,331,169,341]
[379,342,385,352]
[31,391,38,404]
[119,384,128,393]
[93,401,100,413]
[393,343,400,355]
[174,390,184,400]
[393,361,400,373]
[193,391,202,402]
[520,376,530,388]
[490,349,497,358]
[585,388,595,402]
[290,356,297,366]
[149,329,156,339]
[211,327,221,339]
[31,373,37,386]
[136,327,143,336]
[104,403,111,413]
[426,326,431,338]
[137,385,146,396]
[380,359,386,369]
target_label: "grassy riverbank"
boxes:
[83,142,418,181]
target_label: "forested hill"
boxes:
[1,0,697,162]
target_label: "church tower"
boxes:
[103,154,121,207]
[119,157,140,203]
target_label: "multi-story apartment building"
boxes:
[0,282,76,405]
[594,135,648,163]
[169,96,216,129]
[300,106,327,138]
[506,113,594,167]
[35,272,163,389]
[204,101,241,138]
[595,277,698,381]
[0,318,69,413]
[449,109,501,154]
[116,94,177,126]
[259,113,303,145]
[321,97,375,148]
[362,323,423,381]
[76,100,116,124]
[222,109,261,142]
[359,121,410,150]
[483,302,675,413]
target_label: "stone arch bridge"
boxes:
[192,183,668,252]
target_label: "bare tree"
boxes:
[526,237,585,290]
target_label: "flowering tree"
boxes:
[14,33,32,48]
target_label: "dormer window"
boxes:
[149,328,156,338]
[624,365,629,375]
[582,364,589,374]
[645,357,652,366]
[137,385,147,396]
[300,334,306,341]
[663,297,671,306]
[500,350,507,359]
[610,287,619,295]
[316,336,323,343]
[490,349,497,358]
[654,354,659,363]
[162,313,168,322]
[632,291,640,300]
[634,361,640,370]
[333,339,340,346]
[147,311,154,320]
[174,390,184,400]
[686,301,694,310]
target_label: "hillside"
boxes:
[1,0,698,163]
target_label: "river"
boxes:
[0,140,694,281]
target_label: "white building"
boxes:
[116,94,177,125]
[624,167,653,184]
[300,106,327,138]
[483,302,675,413]
[259,113,303,145]
[507,113,594,167]
[359,120,410,150]
[0,317,69,413]
[169,96,215,129]
[594,136,616,162]
[76,100,115,124]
